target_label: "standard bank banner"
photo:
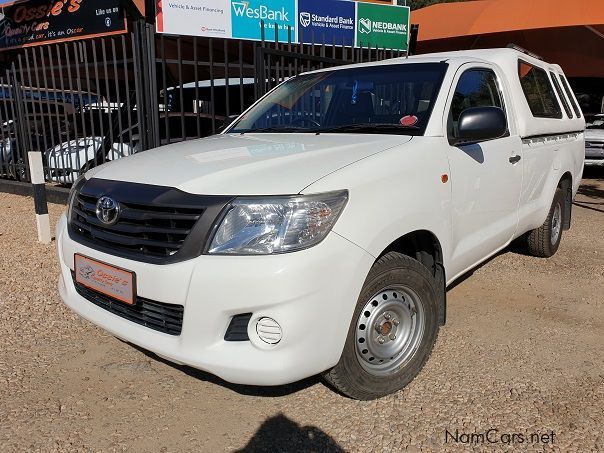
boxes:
[298,0,355,46]
[157,0,410,50]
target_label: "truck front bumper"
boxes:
[57,213,374,386]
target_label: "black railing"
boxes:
[0,20,415,186]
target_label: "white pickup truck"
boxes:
[57,48,585,400]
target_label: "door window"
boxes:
[448,69,505,139]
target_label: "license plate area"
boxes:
[74,254,136,305]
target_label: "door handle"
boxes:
[509,155,521,164]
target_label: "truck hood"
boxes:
[89,133,411,195]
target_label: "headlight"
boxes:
[67,174,86,219]
[208,190,349,255]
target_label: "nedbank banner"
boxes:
[157,0,409,50]
[0,0,127,50]
[356,2,408,49]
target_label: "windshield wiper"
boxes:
[315,123,419,134]
[235,126,311,134]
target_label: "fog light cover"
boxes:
[256,317,282,344]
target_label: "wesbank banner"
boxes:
[231,0,296,42]
[298,0,355,46]
[156,0,410,51]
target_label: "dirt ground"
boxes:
[1,169,603,452]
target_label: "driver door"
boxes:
[445,65,523,275]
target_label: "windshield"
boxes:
[586,115,604,130]
[229,63,448,135]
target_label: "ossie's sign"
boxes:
[0,0,127,50]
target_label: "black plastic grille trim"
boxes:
[224,313,252,341]
[72,272,184,336]
[72,192,203,259]
[68,179,233,265]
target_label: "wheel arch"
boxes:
[378,230,447,325]
[558,171,573,230]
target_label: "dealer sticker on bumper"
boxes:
[74,254,136,305]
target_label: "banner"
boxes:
[156,0,231,38]
[231,0,296,43]
[0,0,127,50]
[356,2,408,50]
[353,0,395,4]
[298,0,355,46]
[157,0,409,50]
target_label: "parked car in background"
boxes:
[584,114,604,166]
[58,48,584,400]
[46,113,215,183]
[0,85,104,181]
[0,116,73,180]
[46,134,138,184]
[162,78,256,119]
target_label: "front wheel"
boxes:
[323,252,440,400]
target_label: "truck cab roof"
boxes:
[305,48,585,139]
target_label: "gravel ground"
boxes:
[1,171,603,452]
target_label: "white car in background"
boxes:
[46,112,217,183]
[584,114,604,166]
[46,137,137,184]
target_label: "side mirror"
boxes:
[218,115,239,132]
[453,106,507,146]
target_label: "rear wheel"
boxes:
[526,188,564,258]
[323,252,440,400]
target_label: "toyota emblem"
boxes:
[96,196,120,226]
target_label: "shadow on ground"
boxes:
[577,168,604,213]
[582,167,604,181]
[235,414,344,453]
[131,344,322,398]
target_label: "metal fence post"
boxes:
[28,151,51,244]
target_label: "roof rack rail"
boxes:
[507,44,543,60]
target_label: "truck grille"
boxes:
[71,193,203,258]
[73,273,184,335]
[68,179,233,264]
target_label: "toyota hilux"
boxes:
[57,48,585,400]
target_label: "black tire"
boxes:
[323,252,440,400]
[526,189,564,258]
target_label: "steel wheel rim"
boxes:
[355,286,425,376]
[551,203,562,246]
